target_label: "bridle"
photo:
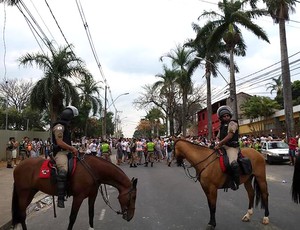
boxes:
[176,142,219,182]
[78,154,135,216]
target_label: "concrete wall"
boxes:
[0,130,50,161]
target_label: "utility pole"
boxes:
[102,85,107,140]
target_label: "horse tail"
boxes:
[253,177,265,209]
[12,183,22,226]
[292,155,300,203]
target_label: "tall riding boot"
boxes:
[144,162,148,167]
[57,170,67,208]
[230,160,240,191]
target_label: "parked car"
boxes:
[260,140,290,164]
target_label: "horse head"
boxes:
[174,139,185,166]
[118,177,138,221]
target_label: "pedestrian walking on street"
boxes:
[145,138,155,167]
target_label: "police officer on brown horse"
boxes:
[52,105,79,208]
[214,105,240,190]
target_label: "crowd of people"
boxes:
[5,134,177,169]
[5,136,52,168]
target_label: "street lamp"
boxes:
[102,92,129,139]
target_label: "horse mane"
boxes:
[174,138,210,149]
[174,138,211,166]
[82,154,125,173]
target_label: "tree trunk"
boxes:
[206,69,212,140]
[279,19,294,141]
[182,91,187,137]
[229,48,238,120]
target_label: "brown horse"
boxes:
[292,155,300,203]
[174,139,269,230]
[12,155,138,230]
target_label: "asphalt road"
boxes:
[25,159,298,230]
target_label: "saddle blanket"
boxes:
[219,150,252,175]
[39,160,52,178]
[39,158,77,179]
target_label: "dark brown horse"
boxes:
[292,155,300,203]
[174,139,269,230]
[12,155,138,230]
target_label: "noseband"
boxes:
[100,183,135,216]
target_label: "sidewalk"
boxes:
[0,161,50,230]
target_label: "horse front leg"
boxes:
[67,195,84,230]
[88,193,97,230]
[242,178,254,222]
[202,185,218,230]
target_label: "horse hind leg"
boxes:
[12,184,37,230]
[254,176,270,225]
[242,178,254,222]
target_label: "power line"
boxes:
[75,0,117,111]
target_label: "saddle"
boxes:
[218,148,252,175]
[39,153,77,180]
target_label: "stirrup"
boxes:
[57,198,65,208]
[230,181,239,191]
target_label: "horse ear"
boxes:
[131,177,138,188]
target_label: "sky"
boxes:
[0,0,300,137]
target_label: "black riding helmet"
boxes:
[60,105,79,121]
[217,105,233,119]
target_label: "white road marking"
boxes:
[99,209,106,220]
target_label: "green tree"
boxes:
[199,0,269,119]
[240,95,280,135]
[77,74,102,136]
[262,0,298,141]
[292,80,300,105]
[145,108,165,137]
[185,23,237,139]
[153,65,179,136]
[266,75,283,108]
[160,44,194,136]
[0,0,20,5]
[18,44,90,124]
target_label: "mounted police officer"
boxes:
[214,105,240,190]
[52,106,79,208]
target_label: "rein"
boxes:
[77,154,125,215]
[182,150,219,182]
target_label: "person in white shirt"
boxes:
[89,139,98,156]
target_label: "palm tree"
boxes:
[199,0,270,119]
[77,74,102,135]
[153,65,179,136]
[160,44,194,136]
[185,23,237,140]
[18,44,90,124]
[262,0,298,142]
[0,0,19,5]
[266,75,283,95]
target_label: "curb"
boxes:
[0,193,52,230]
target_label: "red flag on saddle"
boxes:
[39,158,77,179]
[39,160,52,178]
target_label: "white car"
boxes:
[260,140,290,164]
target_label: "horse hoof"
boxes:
[262,216,269,225]
[242,215,250,222]
[206,224,215,230]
